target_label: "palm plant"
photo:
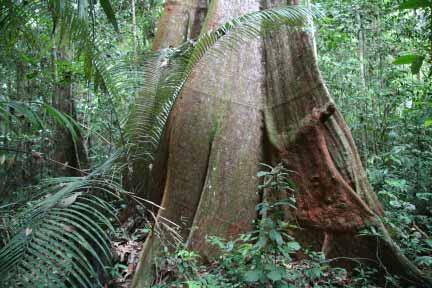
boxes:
[0,153,125,287]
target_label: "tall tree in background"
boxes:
[51,40,88,176]
[133,0,432,286]
[50,8,89,176]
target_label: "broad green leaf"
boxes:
[44,104,79,142]
[424,119,432,128]
[57,192,82,208]
[415,256,432,266]
[267,269,283,282]
[393,54,422,65]
[411,55,425,74]
[305,266,323,280]
[389,200,402,208]
[244,270,261,282]
[270,230,284,245]
[399,0,431,9]
[286,241,301,252]
[0,155,6,165]
[185,281,202,288]
[257,171,270,177]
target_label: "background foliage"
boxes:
[317,0,432,275]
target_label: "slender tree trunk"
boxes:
[51,24,88,176]
[356,8,369,166]
[15,60,27,101]
[133,0,432,286]
[132,0,138,54]
[15,59,27,182]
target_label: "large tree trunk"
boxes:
[133,1,264,286]
[162,0,265,252]
[133,0,432,286]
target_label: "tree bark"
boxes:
[51,44,88,176]
[131,2,210,286]
[133,1,264,286]
[152,0,208,50]
[133,0,432,286]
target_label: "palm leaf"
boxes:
[0,196,110,287]
[0,158,126,287]
[0,101,84,150]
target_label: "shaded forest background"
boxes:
[0,0,431,287]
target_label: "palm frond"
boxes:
[0,0,118,37]
[0,101,82,142]
[0,193,112,287]
[124,47,190,162]
[0,152,127,287]
[0,101,43,132]
[0,0,119,92]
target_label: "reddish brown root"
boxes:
[281,107,375,232]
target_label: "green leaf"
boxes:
[57,192,82,208]
[244,270,261,282]
[393,54,422,65]
[100,0,119,32]
[394,54,425,74]
[415,256,432,266]
[389,200,402,208]
[399,0,431,9]
[305,266,323,280]
[255,236,268,250]
[411,55,425,74]
[286,241,301,252]
[44,104,80,142]
[270,230,284,245]
[185,281,202,288]
[257,171,270,177]
[267,269,283,282]
[424,119,432,128]
[0,176,119,287]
